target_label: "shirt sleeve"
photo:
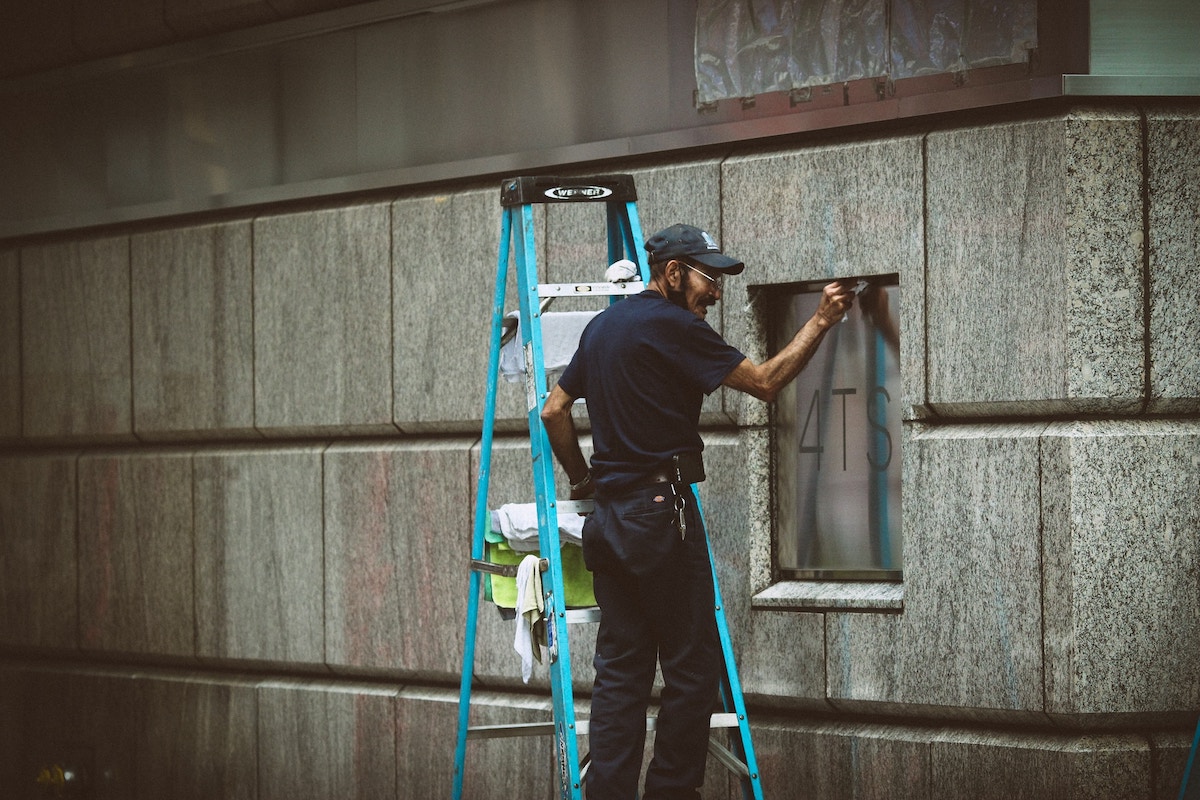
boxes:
[678,317,746,395]
[557,346,586,399]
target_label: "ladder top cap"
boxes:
[501,174,637,207]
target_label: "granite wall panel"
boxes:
[1147,107,1200,413]
[139,675,259,800]
[825,611,902,715]
[930,729,1150,800]
[398,687,566,800]
[926,111,1144,416]
[1150,730,1200,799]
[1042,421,1200,720]
[131,222,256,439]
[1061,111,1146,411]
[722,136,925,424]
[324,440,473,676]
[899,424,1046,716]
[77,451,195,658]
[0,454,78,649]
[254,204,395,435]
[391,188,533,432]
[0,248,18,441]
[21,236,133,441]
[738,610,827,709]
[258,681,397,800]
[194,447,325,666]
[750,718,932,800]
[692,432,796,701]
[826,424,1047,720]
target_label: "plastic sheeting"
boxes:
[695,0,1037,103]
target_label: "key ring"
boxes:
[670,483,687,540]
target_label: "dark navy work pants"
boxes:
[581,484,720,800]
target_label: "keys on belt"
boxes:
[669,482,686,540]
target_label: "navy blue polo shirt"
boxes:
[557,290,746,494]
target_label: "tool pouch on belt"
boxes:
[672,451,705,485]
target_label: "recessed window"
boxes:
[768,277,903,581]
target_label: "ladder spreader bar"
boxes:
[468,713,743,740]
[469,558,549,578]
[537,281,644,298]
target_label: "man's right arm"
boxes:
[722,280,855,403]
[540,384,592,496]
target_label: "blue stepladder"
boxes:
[452,174,765,800]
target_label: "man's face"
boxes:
[674,261,723,320]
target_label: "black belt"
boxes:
[636,451,706,490]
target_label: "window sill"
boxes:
[751,580,904,613]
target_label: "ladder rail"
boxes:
[695,489,765,800]
[452,206,514,800]
[617,198,649,282]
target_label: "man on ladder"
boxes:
[542,223,857,799]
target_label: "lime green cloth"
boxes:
[484,529,597,609]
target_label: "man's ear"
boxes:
[666,259,684,290]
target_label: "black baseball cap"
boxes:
[644,224,745,275]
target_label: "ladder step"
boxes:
[469,558,548,578]
[537,281,644,298]
[558,499,594,515]
[564,607,601,624]
[467,712,741,740]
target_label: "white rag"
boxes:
[494,503,585,552]
[605,258,639,283]
[499,310,599,383]
[513,555,545,683]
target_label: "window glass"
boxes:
[772,278,902,580]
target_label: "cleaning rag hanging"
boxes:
[513,554,546,683]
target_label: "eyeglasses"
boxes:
[683,263,723,292]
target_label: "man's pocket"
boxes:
[583,488,679,577]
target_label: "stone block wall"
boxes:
[1,102,1199,799]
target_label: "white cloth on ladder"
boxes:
[605,258,639,283]
[494,503,585,552]
[513,555,545,683]
[499,310,599,383]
